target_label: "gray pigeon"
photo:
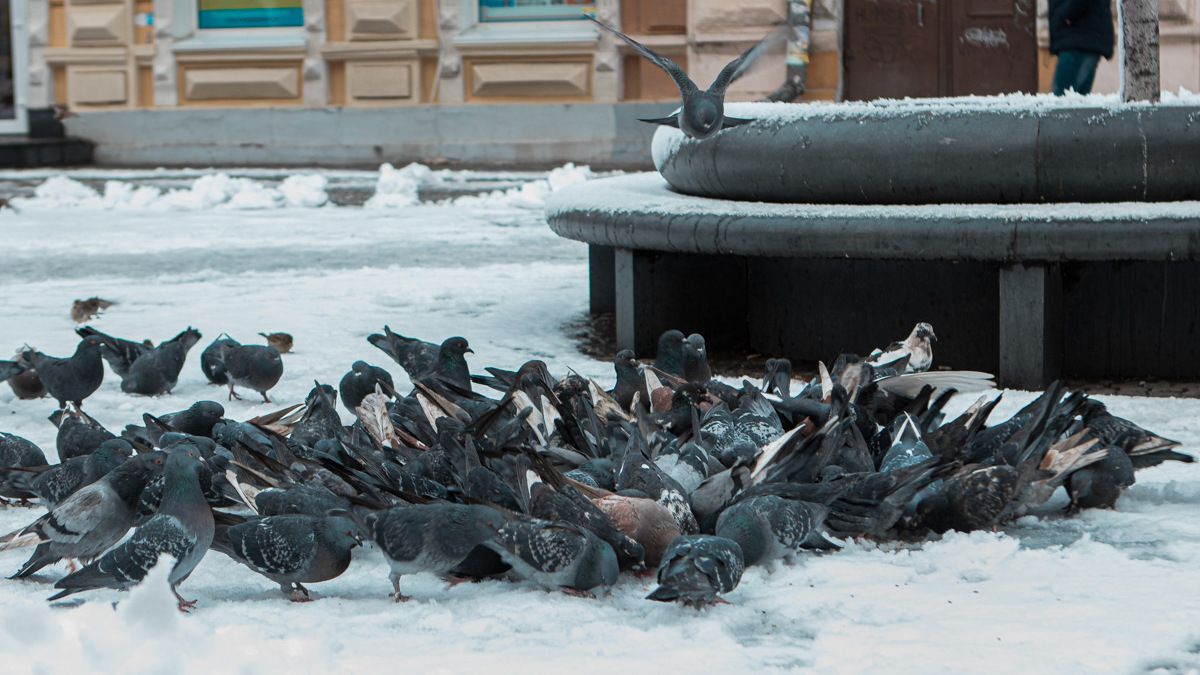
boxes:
[367,327,473,390]
[211,512,363,601]
[586,15,778,139]
[0,439,132,507]
[48,450,215,610]
[120,327,203,396]
[653,329,687,377]
[218,342,284,402]
[485,518,619,594]
[75,326,152,378]
[0,433,50,501]
[255,483,351,517]
[339,360,395,413]
[200,335,239,385]
[0,360,23,382]
[367,503,505,601]
[715,495,836,567]
[608,350,644,411]
[878,413,933,473]
[1079,399,1193,469]
[51,406,117,461]
[647,535,744,607]
[23,337,105,408]
[4,452,166,579]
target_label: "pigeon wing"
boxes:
[586,15,697,95]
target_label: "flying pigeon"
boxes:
[48,450,215,610]
[585,15,780,139]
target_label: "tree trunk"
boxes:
[1120,0,1161,102]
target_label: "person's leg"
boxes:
[1053,50,1083,95]
[1072,52,1101,95]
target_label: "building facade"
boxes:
[3,0,1199,121]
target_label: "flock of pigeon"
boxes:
[0,321,1192,610]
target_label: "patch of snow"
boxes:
[364,163,435,209]
[451,163,596,209]
[14,172,332,212]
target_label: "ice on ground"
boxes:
[15,172,332,211]
[0,168,1198,673]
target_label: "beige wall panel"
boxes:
[68,67,128,105]
[688,0,784,39]
[467,60,591,100]
[68,4,129,46]
[346,0,417,41]
[184,67,301,101]
[348,61,413,99]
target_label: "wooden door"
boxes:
[947,0,1038,95]
[843,0,941,101]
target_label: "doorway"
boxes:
[843,0,1037,101]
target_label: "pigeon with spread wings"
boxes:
[585,14,780,139]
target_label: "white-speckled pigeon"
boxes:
[48,450,215,610]
[3,452,166,579]
[647,535,744,607]
[485,517,619,594]
[715,495,836,567]
[211,511,363,601]
[50,405,117,461]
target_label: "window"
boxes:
[479,0,595,23]
[198,0,304,30]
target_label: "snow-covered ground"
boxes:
[0,167,1198,674]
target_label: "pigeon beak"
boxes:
[466,348,475,354]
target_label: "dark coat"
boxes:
[1049,0,1115,59]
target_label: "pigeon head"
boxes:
[615,349,638,369]
[107,451,169,504]
[94,438,134,461]
[322,510,366,548]
[77,336,106,353]
[351,360,370,374]
[575,535,620,591]
[306,383,338,408]
[187,400,226,428]
[913,322,937,342]
[440,337,473,357]
[169,327,204,352]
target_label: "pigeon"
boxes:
[288,384,344,452]
[211,511,363,601]
[22,337,106,408]
[878,413,933,473]
[120,327,203,396]
[51,406,117,461]
[254,484,351,517]
[683,333,714,384]
[647,535,744,607]
[218,343,284,403]
[654,439,710,494]
[4,452,166,579]
[161,401,226,437]
[608,349,644,411]
[367,327,473,390]
[75,326,151,378]
[1079,400,1193,469]
[339,361,395,413]
[0,433,49,471]
[715,495,836,567]
[700,391,785,467]
[653,329,687,377]
[0,439,132,507]
[868,323,936,373]
[529,482,646,572]
[6,350,46,399]
[1066,441,1135,511]
[200,335,240,385]
[259,332,293,354]
[0,360,23,383]
[585,15,779,139]
[485,518,619,594]
[761,358,794,399]
[592,493,681,568]
[367,503,505,601]
[48,450,215,609]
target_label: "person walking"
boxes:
[1049,0,1115,95]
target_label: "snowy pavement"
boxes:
[0,167,1198,674]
